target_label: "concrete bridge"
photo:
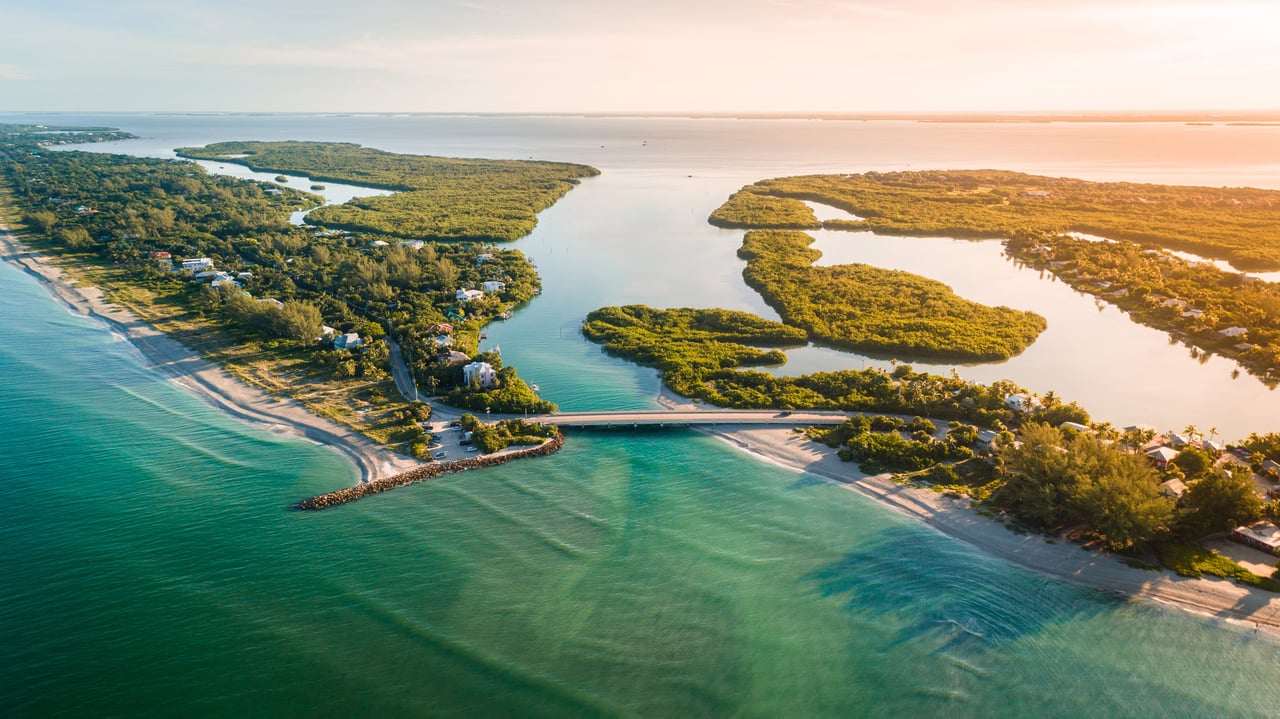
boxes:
[519,409,850,430]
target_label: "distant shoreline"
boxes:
[0,223,422,486]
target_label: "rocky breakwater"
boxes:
[294,432,566,510]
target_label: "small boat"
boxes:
[530,384,540,392]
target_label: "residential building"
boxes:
[463,361,497,389]
[334,332,363,350]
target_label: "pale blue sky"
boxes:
[1,0,1277,112]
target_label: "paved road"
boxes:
[384,337,420,402]
[519,409,849,428]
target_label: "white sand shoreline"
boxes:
[0,223,421,485]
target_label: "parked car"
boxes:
[434,451,447,459]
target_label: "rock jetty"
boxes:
[294,432,566,510]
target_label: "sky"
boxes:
[1,0,1277,113]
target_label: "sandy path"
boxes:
[701,424,1280,633]
[0,224,421,484]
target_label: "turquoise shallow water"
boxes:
[3,258,1280,717]
[5,114,1280,716]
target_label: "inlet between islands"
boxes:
[3,222,1280,635]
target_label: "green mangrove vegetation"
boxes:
[0,124,578,452]
[1004,231,1280,381]
[712,170,1280,271]
[582,304,1087,426]
[739,230,1046,361]
[176,140,599,242]
[707,192,819,229]
[458,414,559,454]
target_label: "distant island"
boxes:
[177,140,599,241]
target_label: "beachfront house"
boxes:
[481,281,506,293]
[463,361,497,389]
[334,332,363,350]
[1231,522,1280,556]
[1145,446,1179,471]
[456,288,485,302]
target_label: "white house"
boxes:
[463,361,497,389]
[1160,298,1187,308]
[476,253,494,265]
[432,335,454,348]
[1218,326,1248,338]
[1231,522,1280,556]
[976,429,1000,452]
[456,288,485,302]
[1059,421,1092,434]
[334,332,363,350]
[1004,393,1042,413]
[481,280,506,293]
[368,240,389,248]
[399,240,425,250]
[237,272,254,279]
[181,257,214,273]
[1159,478,1187,499]
[1181,309,1204,319]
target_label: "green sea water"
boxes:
[3,257,1280,718]
[5,113,1280,717]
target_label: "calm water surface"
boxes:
[5,114,1280,716]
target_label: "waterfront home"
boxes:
[1145,446,1179,471]
[456,288,485,302]
[1231,522,1280,556]
[1158,478,1187,499]
[463,361,497,389]
[1181,309,1204,319]
[1004,393,1042,413]
[1160,298,1187,308]
[334,332,363,350]
[1218,326,1248,338]
[1235,343,1255,352]
[481,280,506,293]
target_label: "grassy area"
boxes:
[1157,543,1280,592]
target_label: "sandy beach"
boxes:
[0,223,421,484]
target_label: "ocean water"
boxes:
[4,114,1280,716]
